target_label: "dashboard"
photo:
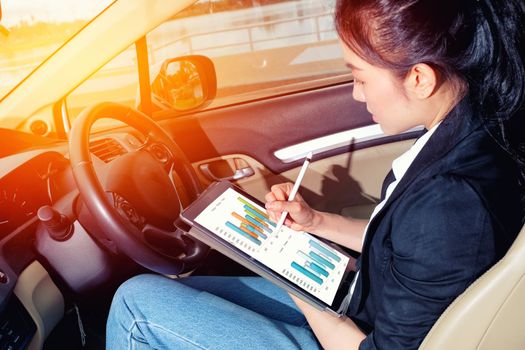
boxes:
[0,143,75,302]
[0,152,71,238]
[0,135,74,350]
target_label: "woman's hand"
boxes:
[288,291,366,349]
[265,183,367,252]
[264,182,319,231]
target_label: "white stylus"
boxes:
[273,151,313,233]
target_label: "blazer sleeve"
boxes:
[359,174,497,350]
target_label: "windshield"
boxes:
[0,0,114,101]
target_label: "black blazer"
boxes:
[348,98,524,349]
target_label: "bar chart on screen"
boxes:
[203,192,277,254]
[280,237,344,295]
[223,197,276,252]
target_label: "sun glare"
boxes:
[0,0,114,101]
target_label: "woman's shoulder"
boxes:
[442,124,516,173]
[389,172,516,261]
[419,122,522,202]
[393,168,523,252]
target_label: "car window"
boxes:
[66,44,138,132]
[65,0,351,131]
[0,0,114,101]
[148,0,350,110]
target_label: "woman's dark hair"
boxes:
[335,0,525,183]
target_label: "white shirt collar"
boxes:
[391,122,442,181]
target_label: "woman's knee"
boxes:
[114,274,165,298]
[111,274,199,318]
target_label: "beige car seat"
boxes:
[420,224,525,349]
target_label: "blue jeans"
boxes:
[106,274,322,349]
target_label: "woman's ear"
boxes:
[404,63,438,99]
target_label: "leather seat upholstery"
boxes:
[420,224,525,349]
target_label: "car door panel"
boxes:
[231,139,414,217]
[159,82,369,172]
[158,81,416,216]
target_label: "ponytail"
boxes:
[473,0,525,184]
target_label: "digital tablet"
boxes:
[180,180,356,316]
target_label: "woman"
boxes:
[106,0,525,348]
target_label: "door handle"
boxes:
[199,158,255,181]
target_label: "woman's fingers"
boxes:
[265,182,309,227]
[266,200,298,213]
[266,183,291,221]
[264,191,276,203]
[270,183,292,201]
[267,199,312,229]
[265,200,282,222]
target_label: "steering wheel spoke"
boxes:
[142,223,186,252]
[109,191,147,231]
[140,223,208,268]
[138,135,175,172]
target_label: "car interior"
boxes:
[0,0,523,349]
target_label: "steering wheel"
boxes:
[69,102,208,275]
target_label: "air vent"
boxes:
[89,138,127,163]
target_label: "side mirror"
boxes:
[151,55,216,111]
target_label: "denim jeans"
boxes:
[106,274,322,349]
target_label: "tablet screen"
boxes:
[194,187,350,306]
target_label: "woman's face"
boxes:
[341,42,426,135]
